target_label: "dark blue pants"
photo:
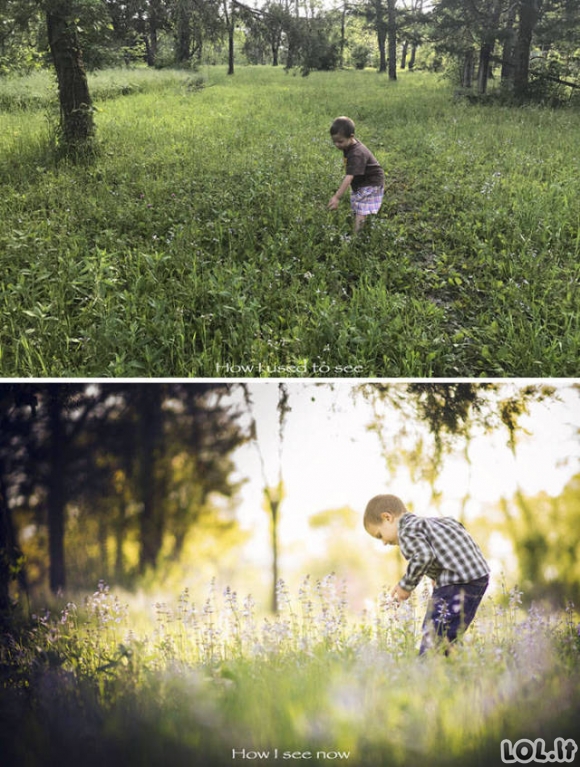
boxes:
[419,575,489,655]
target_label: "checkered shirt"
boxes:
[397,513,489,592]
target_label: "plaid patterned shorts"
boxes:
[350,185,384,216]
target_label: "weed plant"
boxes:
[1,576,579,767]
[1,67,579,376]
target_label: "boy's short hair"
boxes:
[330,116,355,138]
[364,494,408,527]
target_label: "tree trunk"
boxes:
[98,516,109,579]
[114,498,126,581]
[147,28,158,66]
[513,0,542,97]
[339,1,347,68]
[409,42,417,70]
[142,25,158,65]
[176,0,191,64]
[146,0,164,67]
[270,497,280,613]
[387,0,397,80]
[0,471,18,625]
[138,386,165,574]
[225,0,235,75]
[400,39,408,69]
[377,24,387,72]
[143,35,152,66]
[46,1,94,149]
[228,26,235,74]
[0,395,30,626]
[47,389,67,594]
[477,42,492,94]
[501,4,517,83]
[462,48,474,88]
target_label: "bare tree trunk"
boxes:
[513,0,542,97]
[47,389,67,593]
[400,39,408,69]
[462,48,474,88]
[339,0,347,68]
[270,496,280,613]
[145,0,164,66]
[176,0,191,64]
[0,472,18,625]
[477,42,492,94]
[98,516,109,579]
[501,3,517,83]
[46,0,94,150]
[477,0,501,94]
[224,0,235,75]
[138,386,165,574]
[114,498,126,581]
[377,24,387,72]
[151,28,158,66]
[228,26,235,74]
[0,393,30,626]
[387,0,397,80]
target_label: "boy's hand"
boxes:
[327,196,340,210]
[391,584,411,602]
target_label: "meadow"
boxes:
[0,66,579,377]
[1,577,579,767]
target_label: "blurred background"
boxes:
[1,380,579,615]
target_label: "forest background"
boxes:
[2,380,579,611]
[2,0,580,148]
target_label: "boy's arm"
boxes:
[328,174,354,209]
[397,532,436,594]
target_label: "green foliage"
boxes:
[309,507,359,530]
[0,0,45,75]
[527,53,579,106]
[500,474,580,603]
[0,66,579,376]
[1,578,579,766]
[350,43,371,69]
[298,17,342,74]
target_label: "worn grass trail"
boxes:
[0,67,578,376]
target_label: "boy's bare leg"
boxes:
[354,214,366,233]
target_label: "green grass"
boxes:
[1,578,579,767]
[0,66,579,376]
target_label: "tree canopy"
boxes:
[1,0,577,153]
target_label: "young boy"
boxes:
[327,116,385,233]
[364,494,490,654]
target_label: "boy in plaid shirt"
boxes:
[364,494,490,654]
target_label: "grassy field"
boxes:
[0,66,579,377]
[1,578,579,767]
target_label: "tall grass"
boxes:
[0,68,200,111]
[0,577,578,767]
[1,66,579,376]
